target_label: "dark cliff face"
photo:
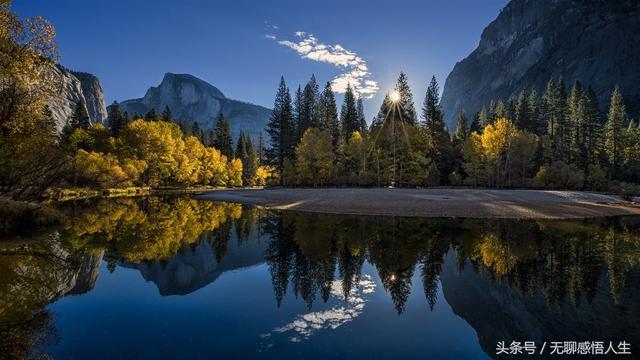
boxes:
[441,0,640,128]
[119,73,271,140]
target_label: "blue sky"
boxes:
[15,0,507,121]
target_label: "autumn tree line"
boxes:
[265,72,640,193]
[62,101,272,190]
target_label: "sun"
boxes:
[390,90,401,103]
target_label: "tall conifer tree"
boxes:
[340,84,359,141]
[317,82,340,148]
[266,77,295,176]
[213,113,234,158]
[605,86,626,176]
[70,99,90,130]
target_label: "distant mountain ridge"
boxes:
[119,73,271,140]
[440,0,640,128]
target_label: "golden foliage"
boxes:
[295,128,334,186]
[64,198,242,262]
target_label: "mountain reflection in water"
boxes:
[1,196,639,359]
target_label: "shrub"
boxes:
[533,161,584,190]
[585,164,608,191]
[448,171,463,186]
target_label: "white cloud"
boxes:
[267,31,379,99]
[260,275,377,344]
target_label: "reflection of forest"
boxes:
[263,213,640,315]
[62,197,245,263]
[1,197,639,358]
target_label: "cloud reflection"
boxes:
[262,274,376,343]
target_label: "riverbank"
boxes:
[196,188,640,219]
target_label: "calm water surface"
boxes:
[1,196,639,359]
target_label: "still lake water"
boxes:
[1,196,639,359]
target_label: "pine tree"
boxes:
[244,135,257,185]
[478,106,490,129]
[108,101,124,137]
[235,132,257,185]
[488,100,497,123]
[567,81,584,166]
[236,131,247,160]
[453,109,470,144]
[605,86,627,177]
[340,84,359,141]
[494,99,506,119]
[470,111,482,133]
[293,85,303,143]
[70,98,90,130]
[162,105,173,122]
[265,77,295,177]
[421,76,449,156]
[583,86,601,169]
[371,94,391,129]
[356,97,367,136]
[299,74,319,138]
[514,90,529,130]
[394,72,418,124]
[317,82,340,148]
[213,113,234,158]
[542,78,568,161]
[206,129,215,147]
[527,89,541,134]
[257,131,265,166]
[506,97,517,121]
[145,108,160,121]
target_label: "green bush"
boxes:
[533,161,584,190]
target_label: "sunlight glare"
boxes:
[390,90,400,103]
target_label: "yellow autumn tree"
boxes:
[200,147,228,186]
[228,158,243,187]
[463,118,538,187]
[74,150,144,188]
[295,128,334,186]
[119,119,182,186]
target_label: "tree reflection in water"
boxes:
[262,212,640,314]
[1,196,639,357]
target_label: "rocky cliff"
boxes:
[48,65,107,131]
[440,0,640,128]
[70,71,108,124]
[119,73,271,140]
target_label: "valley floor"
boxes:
[197,188,640,219]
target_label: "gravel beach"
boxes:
[196,188,640,219]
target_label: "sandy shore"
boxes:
[196,188,640,219]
